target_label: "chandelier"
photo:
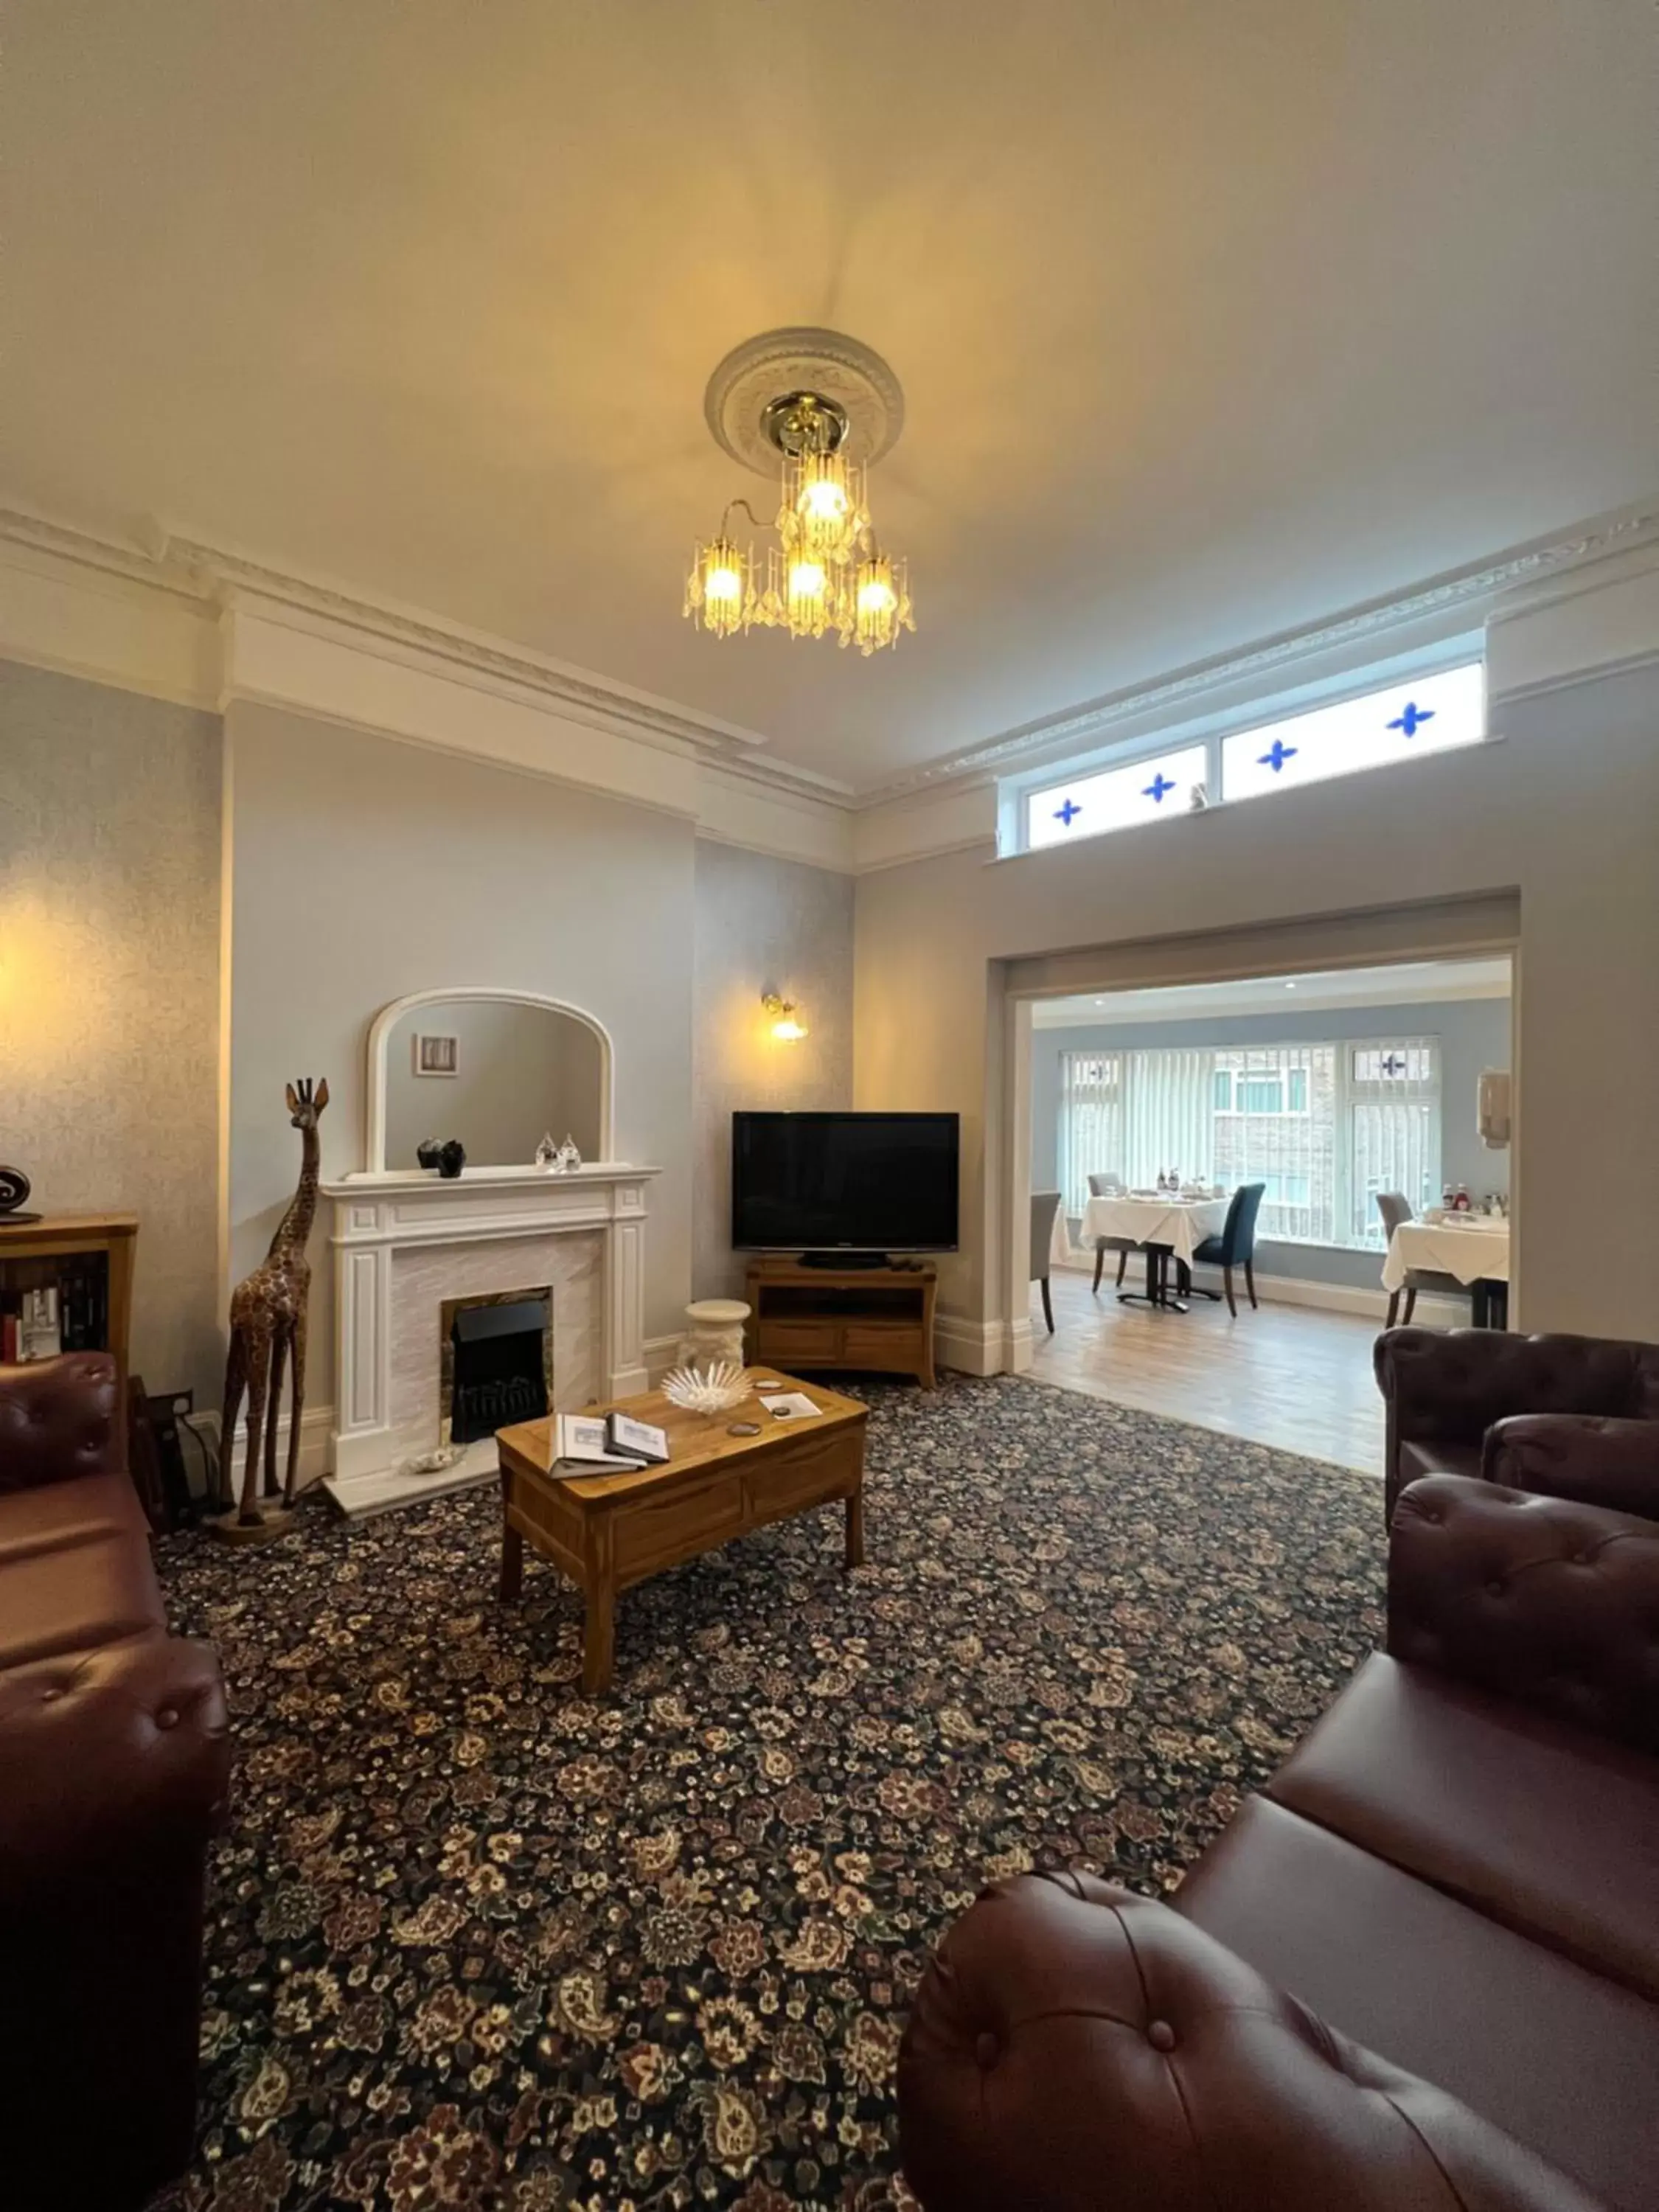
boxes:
[684,333,915,656]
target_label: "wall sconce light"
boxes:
[762,992,808,1042]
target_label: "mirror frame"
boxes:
[364,987,616,1173]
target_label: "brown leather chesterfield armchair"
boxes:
[898,1474,1659,2211]
[1374,1324,1659,1524]
[0,1354,231,2211]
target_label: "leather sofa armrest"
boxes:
[1388,1475,1659,1756]
[0,1633,230,2210]
[897,1871,1604,2211]
[1484,1413,1659,1521]
[0,1634,230,1877]
[0,1352,125,1493]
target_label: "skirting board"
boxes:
[933,1314,1017,1377]
[1051,1256,1469,1329]
[184,1404,336,1496]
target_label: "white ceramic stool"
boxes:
[680,1298,750,1367]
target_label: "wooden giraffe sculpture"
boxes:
[220,1077,329,1525]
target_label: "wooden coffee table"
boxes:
[495,1368,869,1693]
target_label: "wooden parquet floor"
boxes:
[1028,1265,1386,1478]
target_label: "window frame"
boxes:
[1050,1034,1443,1254]
[1010,646,1485,858]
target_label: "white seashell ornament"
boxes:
[660,1362,752,1417]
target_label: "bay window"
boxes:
[1057,1037,1441,1247]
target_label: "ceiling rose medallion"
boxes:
[684,327,914,655]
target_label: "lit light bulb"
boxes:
[762,993,807,1041]
[801,476,849,523]
[686,532,750,639]
[789,560,826,600]
[857,572,897,616]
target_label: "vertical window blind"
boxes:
[1057,1038,1441,1245]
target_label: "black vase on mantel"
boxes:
[416,1138,443,1171]
[437,1141,466,1180]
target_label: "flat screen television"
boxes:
[732,1110,960,1256]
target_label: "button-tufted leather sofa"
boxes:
[0,1353,231,2211]
[898,1472,1659,2211]
[1375,1325,1659,1526]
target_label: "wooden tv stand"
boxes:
[745,1256,938,1389]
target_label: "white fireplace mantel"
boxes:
[321,1162,659,1519]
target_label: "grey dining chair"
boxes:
[1377,1191,1465,1327]
[1031,1188,1064,1333]
[1087,1171,1137,1293]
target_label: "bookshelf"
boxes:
[0,1213,137,1401]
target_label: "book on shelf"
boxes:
[19,1286,62,1362]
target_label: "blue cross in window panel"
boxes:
[1380,1054,1406,1076]
[1141,773,1176,804]
[1053,798,1082,827]
[1258,737,1298,774]
[1388,701,1435,737]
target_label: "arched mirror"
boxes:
[366,990,613,1173]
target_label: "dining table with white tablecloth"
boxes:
[1382,1214,1510,1326]
[1380,1216,1510,1290]
[1068,1192,1231,1310]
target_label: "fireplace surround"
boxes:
[320,1164,658,1518]
[319,987,658,1519]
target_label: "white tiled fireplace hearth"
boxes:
[321,1164,658,1519]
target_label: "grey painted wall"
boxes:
[1031,996,1512,1289]
[225,703,699,1391]
[855,662,1659,1343]
[0,661,223,1396]
[692,840,855,1298]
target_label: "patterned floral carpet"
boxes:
[153,1372,1383,2212]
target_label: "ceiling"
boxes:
[3,1,1654,793]
[1033,957,1512,1028]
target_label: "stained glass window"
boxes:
[1219,664,1484,804]
[1026,745,1209,852]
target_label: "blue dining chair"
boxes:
[1182,1183,1266,1318]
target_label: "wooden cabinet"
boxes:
[744,1257,937,1388]
[0,1213,138,1411]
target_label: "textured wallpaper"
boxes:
[0,661,223,1398]
[692,839,855,1298]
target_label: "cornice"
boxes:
[0,502,855,803]
[0,504,214,603]
[6,495,1652,821]
[158,528,803,776]
[854,502,1659,806]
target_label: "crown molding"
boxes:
[0,504,215,604]
[7,495,1653,834]
[156,526,864,794]
[853,501,1659,806]
[0,501,858,804]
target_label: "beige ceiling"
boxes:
[4,1,1655,792]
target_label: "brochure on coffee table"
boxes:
[607,1411,669,1464]
[763,1391,821,1421]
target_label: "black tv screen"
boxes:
[732,1112,960,1253]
